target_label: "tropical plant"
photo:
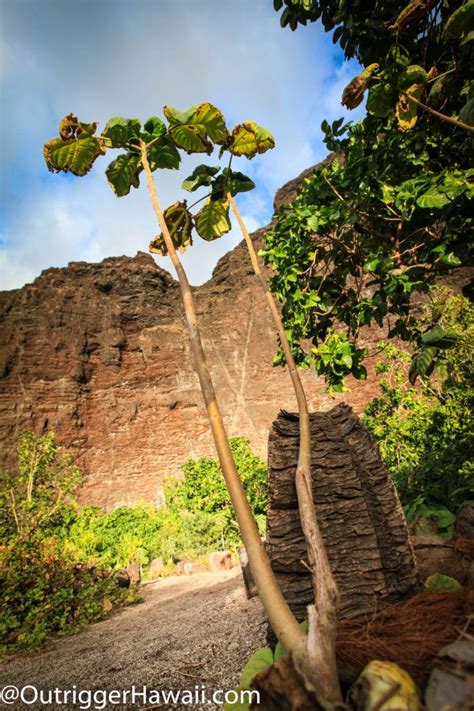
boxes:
[43,106,328,693]
[0,431,81,541]
[363,289,474,536]
[0,433,139,656]
[0,535,139,656]
[165,437,268,546]
[265,0,473,392]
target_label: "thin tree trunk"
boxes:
[139,142,306,657]
[228,193,342,703]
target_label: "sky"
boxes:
[0,0,364,290]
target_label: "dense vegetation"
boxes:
[0,433,140,655]
[363,289,473,536]
[0,434,266,655]
[265,0,473,391]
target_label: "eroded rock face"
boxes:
[0,166,461,510]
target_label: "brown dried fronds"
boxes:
[337,588,473,688]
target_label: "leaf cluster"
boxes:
[263,1,473,389]
[44,104,274,253]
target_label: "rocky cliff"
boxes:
[0,169,425,509]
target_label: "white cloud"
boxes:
[1,1,362,290]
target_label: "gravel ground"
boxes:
[0,568,267,711]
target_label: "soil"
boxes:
[0,567,267,711]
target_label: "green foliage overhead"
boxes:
[102,116,142,147]
[181,164,221,192]
[106,153,142,197]
[163,102,229,154]
[227,121,275,159]
[211,168,256,199]
[264,0,473,389]
[44,104,274,252]
[44,114,105,177]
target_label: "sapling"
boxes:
[177,157,341,700]
[43,105,341,702]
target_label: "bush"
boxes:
[0,433,140,656]
[0,432,268,654]
[164,436,268,549]
[363,289,474,536]
[0,535,138,656]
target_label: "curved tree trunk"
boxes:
[139,142,306,658]
[228,193,341,703]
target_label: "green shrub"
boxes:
[0,433,140,656]
[0,432,267,655]
[0,534,138,656]
[64,504,163,567]
[164,436,267,549]
[363,289,474,536]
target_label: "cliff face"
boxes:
[0,169,402,509]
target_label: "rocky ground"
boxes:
[0,568,267,711]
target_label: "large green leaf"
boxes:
[424,573,461,592]
[227,121,275,159]
[106,153,142,197]
[143,116,167,139]
[400,65,428,89]
[102,117,141,148]
[396,84,424,131]
[239,647,274,689]
[163,102,228,154]
[211,168,256,199]
[181,164,220,192]
[147,134,181,171]
[149,201,193,255]
[443,0,474,40]
[366,83,395,117]
[416,187,451,209]
[409,346,437,384]
[421,326,458,348]
[44,134,105,177]
[191,102,228,144]
[195,198,231,241]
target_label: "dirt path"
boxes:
[0,568,267,711]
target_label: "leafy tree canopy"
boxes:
[44,104,273,254]
[264,0,473,390]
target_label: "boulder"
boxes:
[126,561,141,586]
[115,568,131,588]
[425,639,474,711]
[175,560,206,576]
[455,503,474,540]
[209,551,232,571]
[412,535,469,584]
[149,557,165,579]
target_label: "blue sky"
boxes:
[0,0,363,290]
